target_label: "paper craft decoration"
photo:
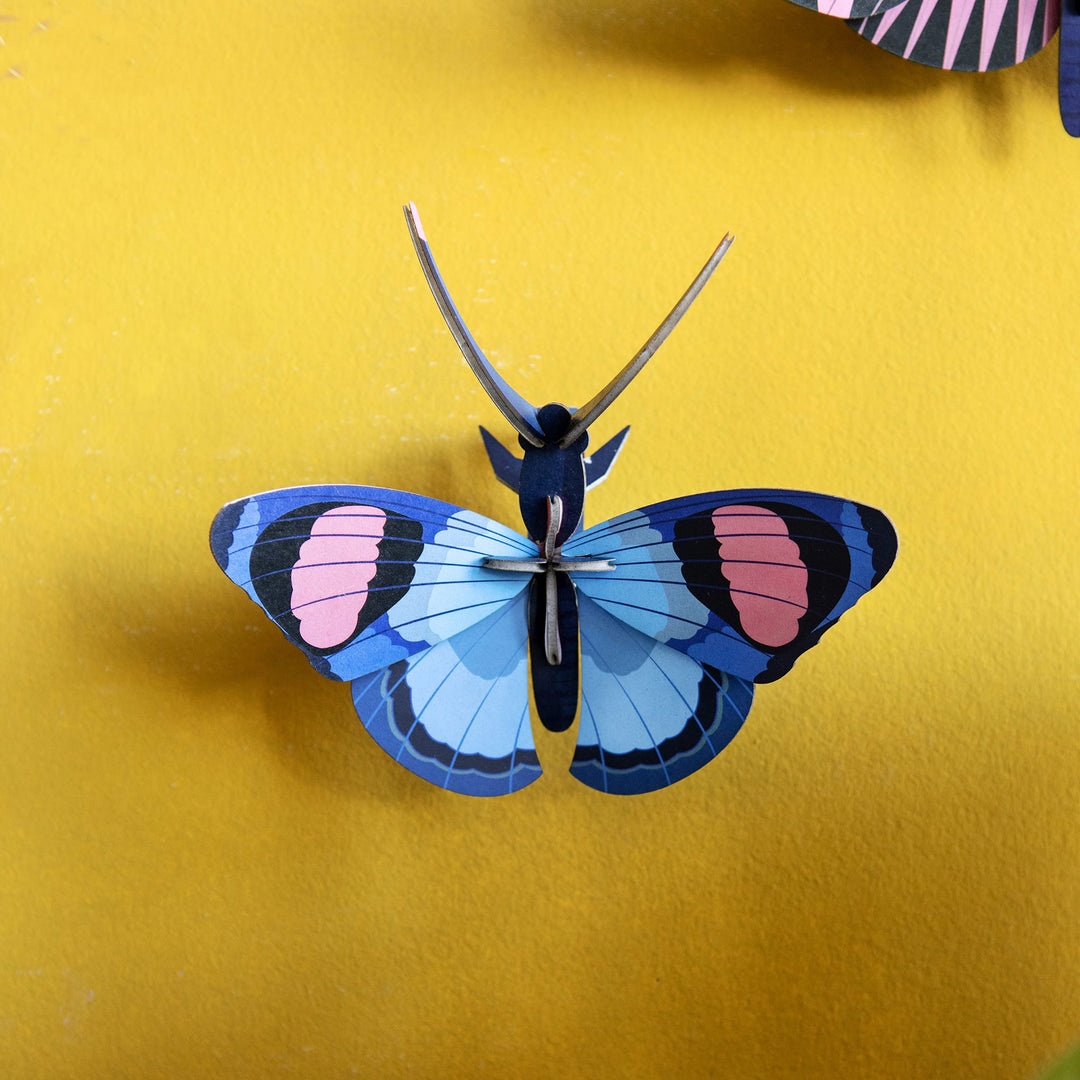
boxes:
[210,204,898,797]
[787,0,1079,136]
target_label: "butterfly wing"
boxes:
[785,0,907,19]
[564,489,897,685]
[571,594,755,795]
[847,0,1060,70]
[211,484,534,681]
[211,485,539,795]
[561,489,894,794]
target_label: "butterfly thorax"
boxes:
[517,403,589,544]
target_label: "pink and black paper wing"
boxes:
[210,485,542,795]
[787,0,1079,136]
[785,0,907,16]
[844,0,1080,136]
[846,0,1060,71]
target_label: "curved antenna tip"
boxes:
[404,201,427,241]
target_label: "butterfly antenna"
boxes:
[559,233,734,447]
[404,203,544,447]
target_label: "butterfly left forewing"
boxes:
[210,484,534,681]
[565,489,897,684]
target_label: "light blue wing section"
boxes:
[351,591,540,796]
[210,484,533,681]
[571,595,754,795]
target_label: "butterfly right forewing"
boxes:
[565,489,897,685]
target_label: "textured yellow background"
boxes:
[3,1,1079,1077]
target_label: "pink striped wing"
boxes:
[850,0,1060,70]
[786,0,908,18]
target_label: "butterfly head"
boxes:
[511,403,593,544]
[525,403,588,453]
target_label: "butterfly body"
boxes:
[475,400,610,735]
[211,205,898,796]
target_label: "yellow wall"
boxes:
[3,2,1079,1077]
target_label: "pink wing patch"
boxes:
[290,506,387,648]
[712,506,809,648]
[818,0,863,16]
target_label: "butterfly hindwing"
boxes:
[565,489,897,685]
[210,484,533,682]
[571,595,755,795]
[352,591,539,796]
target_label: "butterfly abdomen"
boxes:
[528,572,580,732]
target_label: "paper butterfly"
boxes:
[210,204,898,797]
[787,0,1079,136]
